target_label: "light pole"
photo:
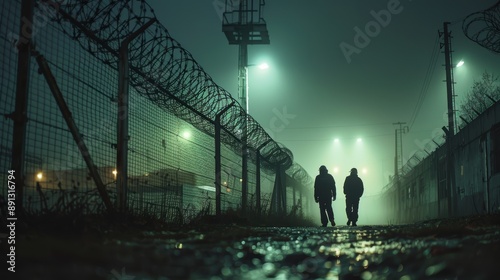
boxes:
[240,62,268,213]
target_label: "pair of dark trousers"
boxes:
[345,197,360,222]
[319,201,334,226]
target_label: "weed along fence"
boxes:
[0,0,312,223]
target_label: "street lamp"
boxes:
[456,60,464,68]
[258,62,269,70]
[244,62,269,114]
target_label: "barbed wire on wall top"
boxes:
[463,0,500,54]
[398,133,445,177]
[50,0,307,181]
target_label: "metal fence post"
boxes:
[116,19,156,213]
[10,0,34,213]
[215,102,234,216]
[256,150,261,215]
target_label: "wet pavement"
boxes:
[13,218,500,279]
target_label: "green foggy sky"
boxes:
[148,0,499,195]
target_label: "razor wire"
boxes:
[399,133,445,177]
[462,0,500,54]
[287,163,313,188]
[51,0,297,174]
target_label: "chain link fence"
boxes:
[0,0,312,223]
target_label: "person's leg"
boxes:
[326,203,335,226]
[352,198,360,226]
[319,202,328,226]
[345,198,352,225]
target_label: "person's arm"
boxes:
[331,176,336,200]
[314,177,319,202]
[359,179,364,197]
[343,177,347,195]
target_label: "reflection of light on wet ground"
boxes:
[18,224,500,279]
[219,226,495,279]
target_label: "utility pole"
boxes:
[393,122,408,177]
[393,121,408,224]
[442,22,456,136]
[441,22,457,217]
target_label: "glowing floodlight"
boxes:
[181,131,191,139]
[258,62,269,70]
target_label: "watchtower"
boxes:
[222,0,270,46]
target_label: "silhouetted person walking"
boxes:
[314,165,336,227]
[344,168,364,226]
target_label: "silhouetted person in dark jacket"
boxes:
[343,168,364,226]
[314,165,336,227]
